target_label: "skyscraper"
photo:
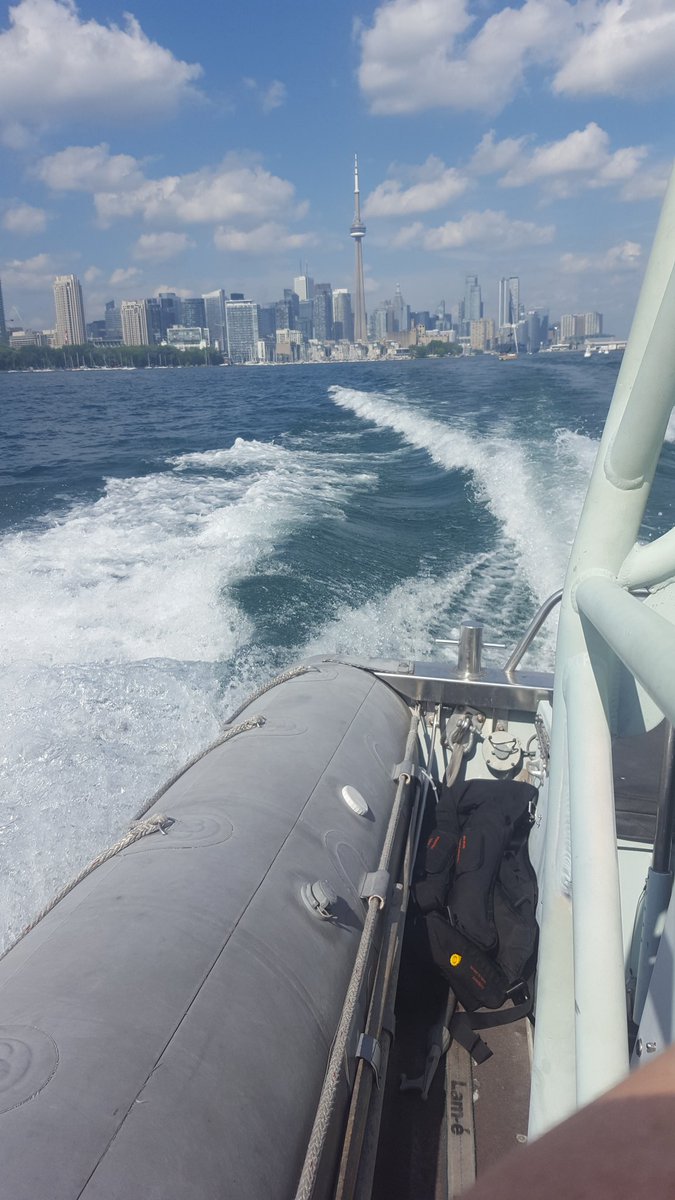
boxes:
[181,298,207,329]
[293,274,314,301]
[53,274,86,346]
[225,300,259,363]
[350,155,367,342]
[464,275,483,325]
[0,277,7,344]
[313,283,333,341]
[498,277,520,330]
[332,290,354,342]
[158,293,181,338]
[105,300,122,343]
[392,283,409,333]
[202,289,227,354]
[120,300,150,346]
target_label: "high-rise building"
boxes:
[464,275,483,328]
[350,155,367,342]
[225,300,259,363]
[392,283,409,333]
[560,314,576,342]
[313,283,333,341]
[332,289,354,342]
[121,300,150,346]
[0,277,7,344]
[53,274,86,346]
[293,274,314,301]
[275,297,294,331]
[158,293,181,339]
[146,299,162,344]
[283,289,300,328]
[584,311,603,336]
[202,289,227,354]
[298,299,314,340]
[86,320,107,342]
[525,311,542,353]
[181,298,207,329]
[258,304,277,339]
[105,300,122,343]
[470,318,496,351]
[498,277,520,330]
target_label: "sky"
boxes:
[0,0,673,335]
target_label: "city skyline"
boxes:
[1,0,673,336]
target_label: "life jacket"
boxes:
[412,778,538,1062]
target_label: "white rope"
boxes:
[134,714,266,818]
[225,664,314,724]
[2,813,174,960]
[4,711,271,963]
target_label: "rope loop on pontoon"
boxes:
[1,812,174,960]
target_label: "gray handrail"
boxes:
[504,589,563,674]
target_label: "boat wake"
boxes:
[0,393,599,950]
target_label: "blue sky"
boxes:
[0,0,673,334]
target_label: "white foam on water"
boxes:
[1,441,375,666]
[0,437,376,950]
[329,385,597,605]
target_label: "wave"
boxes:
[0,438,375,668]
[329,385,597,604]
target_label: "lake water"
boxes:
[1,355,673,949]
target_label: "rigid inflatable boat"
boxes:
[2,174,675,1199]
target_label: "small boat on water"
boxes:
[1,174,675,1198]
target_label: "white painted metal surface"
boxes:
[529,163,675,1135]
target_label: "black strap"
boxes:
[469,998,532,1029]
[448,1012,493,1064]
[448,993,533,1065]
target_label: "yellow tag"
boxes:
[450,953,462,967]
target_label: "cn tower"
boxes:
[350,155,367,342]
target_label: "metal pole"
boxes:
[504,590,563,674]
[565,654,629,1105]
[457,622,483,677]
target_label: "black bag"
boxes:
[412,778,539,1055]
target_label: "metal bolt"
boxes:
[646,1041,657,1053]
[516,1134,528,1145]
[635,1038,643,1056]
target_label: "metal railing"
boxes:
[529,164,675,1137]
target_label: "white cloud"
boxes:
[2,203,47,234]
[0,0,202,137]
[359,0,675,116]
[0,252,55,290]
[133,232,195,261]
[553,0,675,98]
[109,266,141,286]
[261,81,287,113]
[83,266,102,283]
[470,131,530,175]
[620,166,671,201]
[393,209,555,251]
[500,123,648,192]
[560,240,642,273]
[358,0,564,115]
[243,77,288,113]
[213,223,317,254]
[36,144,144,192]
[91,153,300,229]
[364,157,469,217]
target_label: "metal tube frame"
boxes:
[530,165,675,1135]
